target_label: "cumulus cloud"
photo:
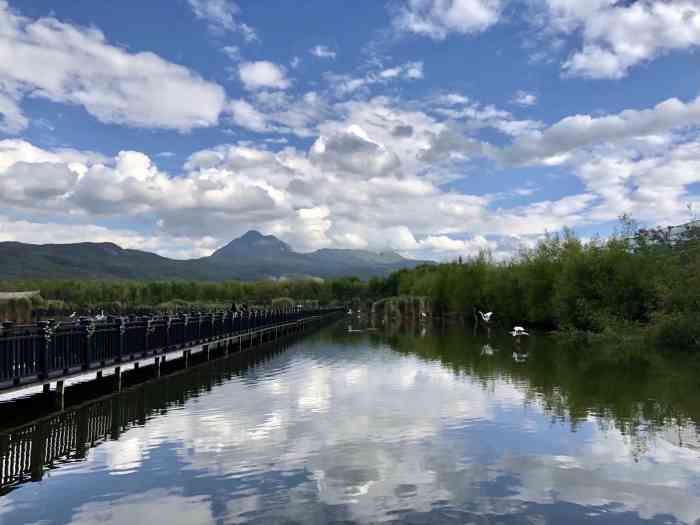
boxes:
[574,139,700,226]
[0,1,227,132]
[6,88,698,262]
[500,95,700,165]
[392,0,503,39]
[420,127,485,163]
[0,91,26,133]
[310,125,401,178]
[0,139,289,242]
[541,0,700,79]
[238,61,291,91]
[228,99,272,133]
[309,45,336,59]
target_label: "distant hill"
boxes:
[0,231,431,281]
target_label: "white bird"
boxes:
[509,326,529,337]
[69,312,77,319]
[478,311,493,323]
[420,311,427,318]
[95,310,107,321]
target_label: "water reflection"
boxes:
[1,323,700,524]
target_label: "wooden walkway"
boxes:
[0,309,342,396]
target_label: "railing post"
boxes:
[80,319,95,370]
[30,420,48,481]
[110,396,122,440]
[37,321,51,381]
[116,318,125,362]
[144,318,151,353]
[75,405,89,459]
[114,366,122,392]
[56,380,65,411]
[0,433,9,457]
[165,316,172,350]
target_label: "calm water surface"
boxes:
[1,322,700,524]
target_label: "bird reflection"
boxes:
[512,351,528,363]
[481,344,496,356]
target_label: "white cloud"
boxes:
[188,0,238,30]
[6,88,698,261]
[430,94,543,138]
[574,139,700,226]
[500,95,700,165]
[187,0,258,40]
[0,215,219,259]
[228,99,272,133]
[0,91,26,133]
[309,125,401,178]
[410,234,495,260]
[512,90,537,107]
[392,0,503,39]
[221,45,241,61]
[309,45,336,59]
[541,0,700,79]
[325,62,424,97]
[225,90,330,138]
[0,1,227,132]
[238,61,291,91]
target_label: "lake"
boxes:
[1,320,699,524]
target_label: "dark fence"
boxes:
[0,338,295,491]
[0,309,340,388]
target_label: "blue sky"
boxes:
[1,0,699,260]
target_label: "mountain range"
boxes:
[0,230,430,281]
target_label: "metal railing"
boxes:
[0,335,302,490]
[0,308,341,388]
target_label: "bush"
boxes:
[650,313,700,351]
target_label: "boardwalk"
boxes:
[0,309,342,396]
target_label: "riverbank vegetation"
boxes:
[0,276,374,316]
[391,219,700,350]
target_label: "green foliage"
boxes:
[388,221,700,350]
[0,276,380,313]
